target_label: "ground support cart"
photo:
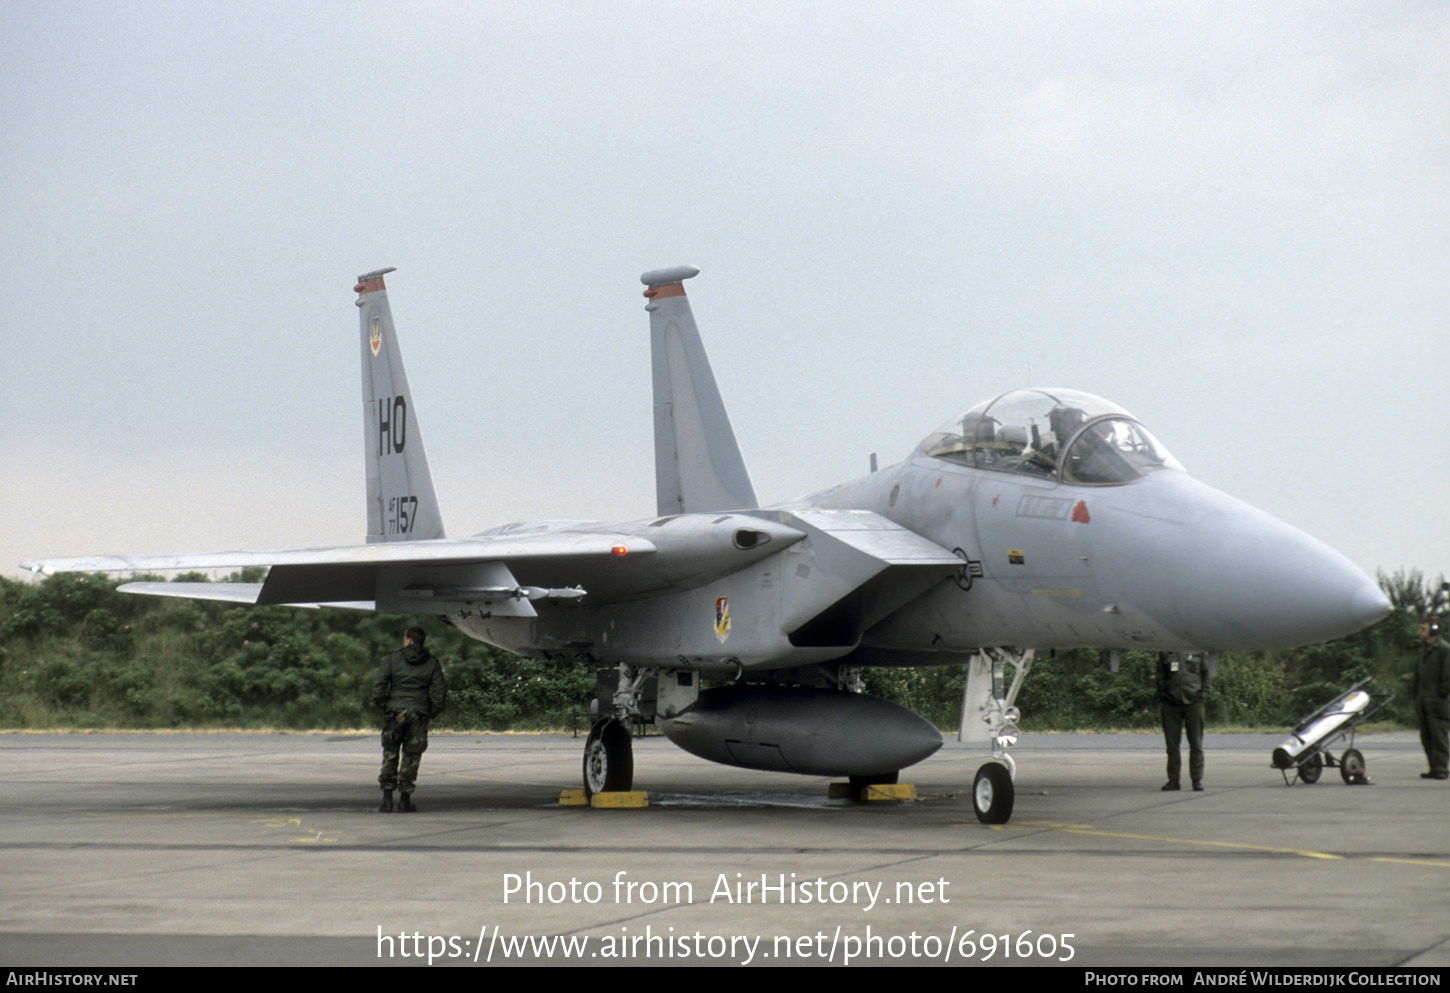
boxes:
[1270,677,1391,786]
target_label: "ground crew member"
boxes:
[1414,616,1450,780]
[1158,652,1207,791]
[373,626,447,811]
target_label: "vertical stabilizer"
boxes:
[354,268,445,543]
[642,266,758,517]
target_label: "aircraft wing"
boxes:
[21,530,650,577]
[22,530,665,618]
[21,508,958,627]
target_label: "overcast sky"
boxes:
[6,1,1447,588]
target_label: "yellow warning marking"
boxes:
[249,817,303,829]
[250,816,337,844]
[1366,856,1450,869]
[973,821,1450,869]
[1039,823,1342,859]
[290,832,338,844]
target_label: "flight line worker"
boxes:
[373,626,447,812]
[1414,616,1450,780]
[1158,652,1207,792]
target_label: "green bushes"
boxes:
[1014,650,1161,731]
[437,651,593,731]
[0,571,600,731]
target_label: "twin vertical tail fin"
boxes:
[352,264,748,541]
[354,268,445,543]
[642,266,758,517]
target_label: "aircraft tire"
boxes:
[1340,748,1366,785]
[583,718,633,797]
[1299,752,1323,785]
[973,762,1014,824]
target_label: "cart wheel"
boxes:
[1299,752,1323,784]
[1340,748,1366,784]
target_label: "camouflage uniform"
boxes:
[373,642,447,796]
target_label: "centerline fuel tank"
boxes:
[658,684,942,778]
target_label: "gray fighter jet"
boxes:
[24,266,1392,823]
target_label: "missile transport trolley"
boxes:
[1271,677,1391,786]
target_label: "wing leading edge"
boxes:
[22,530,657,615]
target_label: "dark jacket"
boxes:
[1415,638,1450,702]
[373,643,447,718]
[1158,653,1208,706]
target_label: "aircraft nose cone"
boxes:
[1349,582,1393,629]
[1104,474,1391,651]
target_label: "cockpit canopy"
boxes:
[919,388,1184,485]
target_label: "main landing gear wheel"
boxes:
[973,762,1014,825]
[1298,751,1323,785]
[583,718,633,797]
[1340,748,1367,785]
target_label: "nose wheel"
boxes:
[973,762,1014,824]
[583,718,633,797]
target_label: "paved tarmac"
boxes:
[0,728,1446,968]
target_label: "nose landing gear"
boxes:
[961,647,1033,824]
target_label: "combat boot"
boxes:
[398,794,417,812]
[379,789,394,812]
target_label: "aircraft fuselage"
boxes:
[453,443,1386,671]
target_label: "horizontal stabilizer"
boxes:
[117,582,375,611]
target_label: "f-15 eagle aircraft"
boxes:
[25,265,1392,824]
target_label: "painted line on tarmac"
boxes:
[993,821,1450,868]
[249,815,338,844]
[1010,821,1343,859]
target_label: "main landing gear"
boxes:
[583,718,633,797]
[582,663,655,797]
[961,647,1034,825]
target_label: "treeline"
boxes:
[0,570,594,731]
[0,569,1440,732]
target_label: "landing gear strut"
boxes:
[582,663,655,796]
[961,647,1034,825]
